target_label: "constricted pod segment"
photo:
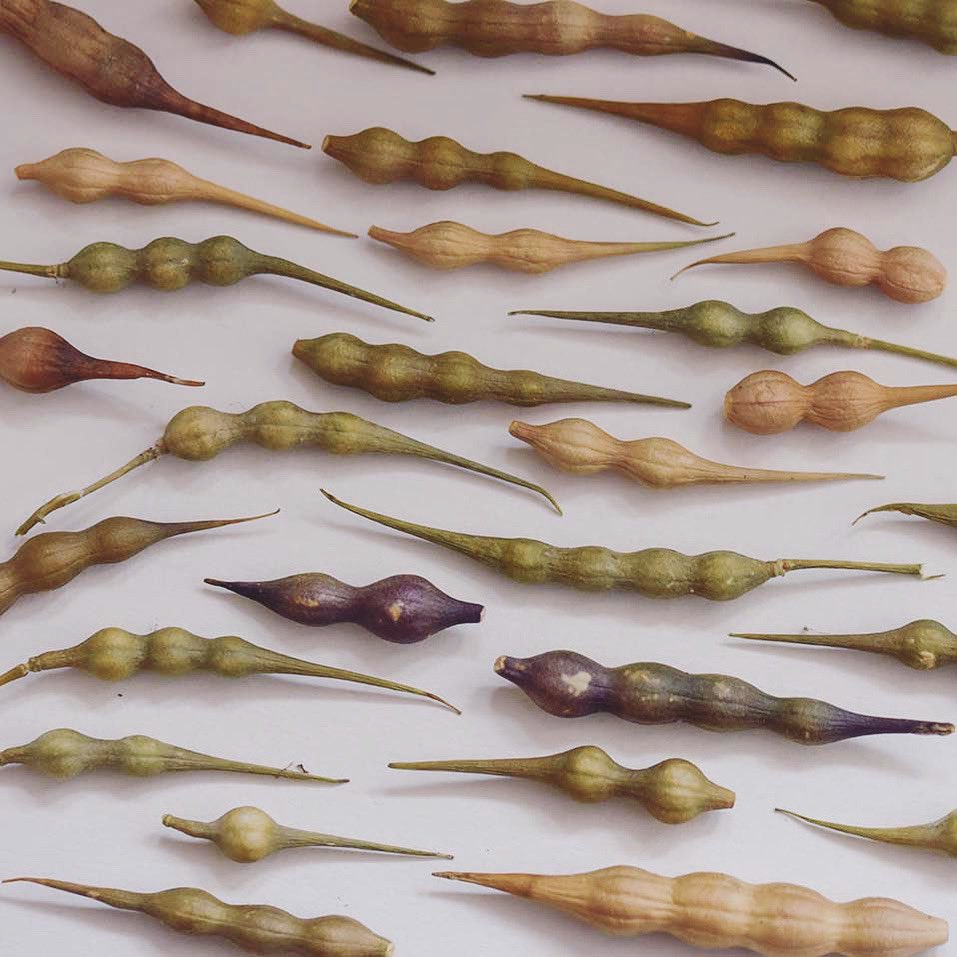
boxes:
[804,0,957,55]
[856,503,957,530]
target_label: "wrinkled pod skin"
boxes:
[433,866,948,957]
[3,878,393,956]
[856,502,957,529]
[806,0,957,54]
[495,651,954,745]
[389,746,735,824]
[206,573,483,644]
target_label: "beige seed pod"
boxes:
[724,369,957,434]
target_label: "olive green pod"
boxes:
[856,502,957,529]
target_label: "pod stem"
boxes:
[775,808,932,849]
[671,242,810,280]
[775,559,926,578]
[0,664,29,689]
[854,334,957,370]
[0,260,62,280]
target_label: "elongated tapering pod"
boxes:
[322,127,716,227]
[294,333,689,409]
[509,418,882,486]
[0,728,346,783]
[0,235,431,322]
[495,650,953,745]
[805,0,957,55]
[390,746,734,823]
[369,222,733,273]
[673,227,947,303]
[525,95,957,183]
[321,490,928,601]
[163,805,452,862]
[3,878,392,955]
[206,573,483,644]
[16,148,356,237]
[725,369,957,435]
[0,326,203,393]
[0,0,309,148]
[856,503,957,529]
[0,626,459,713]
[433,865,948,957]
[510,302,957,371]
[0,512,273,616]
[16,401,558,536]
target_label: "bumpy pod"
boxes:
[163,805,452,862]
[206,573,483,644]
[806,0,957,54]
[0,0,308,148]
[16,148,355,236]
[322,127,715,226]
[857,503,957,529]
[434,865,948,957]
[511,302,957,371]
[525,95,957,182]
[0,728,346,783]
[390,746,734,824]
[294,333,689,409]
[724,369,957,435]
[0,626,459,712]
[17,401,558,535]
[4,878,392,956]
[321,490,928,601]
[495,650,953,745]
[0,235,431,322]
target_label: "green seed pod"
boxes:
[805,0,957,55]
[389,746,735,824]
[856,502,957,529]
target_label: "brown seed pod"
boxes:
[724,369,957,434]
[855,503,957,530]
[805,0,957,55]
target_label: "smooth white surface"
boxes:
[1,1,956,954]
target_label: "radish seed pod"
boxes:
[856,503,957,529]
[805,0,957,54]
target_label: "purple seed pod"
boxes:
[206,573,484,644]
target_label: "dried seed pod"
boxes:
[4,878,392,956]
[0,728,346,783]
[433,865,949,957]
[495,650,953,745]
[206,573,483,644]
[724,369,957,435]
[0,512,273,616]
[322,127,716,226]
[0,626,460,713]
[321,490,928,602]
[511,302,957,371]
[163,805,452,862]
[509,418,882,486]
[673,227,947,303]
[0,326,203,393]
[856,502,957,529]
[369,222,733,273]
[16,148,356,237]
[17,401,558,535]
[0,0,308,148]
[389,746,734,824]
[806,0,957,55]
[293,333,690,409]
[0,235,431,322]
[525,95,957,182]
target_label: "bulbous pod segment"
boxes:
[806,0,957,55]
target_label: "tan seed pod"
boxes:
[855,502,957,530]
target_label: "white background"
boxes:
[1,1,955,953]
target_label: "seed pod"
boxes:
[806,0,957,55]
[495,650,953,745]
[293,333,689,409]
[525,95,957,183]
[509,418,882,486]
[369,222,733,274]
[321,490,928,601]
[163,805,452,862]
[0,512,273,616]
[322,127,715,226]
[16,402,558,536]
[0,326,203,393]
[724,369,957,435]
[389,746,735,824]
[206,573,483,644]
[856,502,957,529]
[0,728,346,783]
[511,302,957,371]
[3,878,392,956]
[0,235,431,322]
[16,148,355,236]
[0,0,308,148]
[433,865,948,957]
[0,626,460,713]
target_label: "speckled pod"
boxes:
[806,0,957,54]
[495,650,953,745]
[857,502,957,529]
[434,865,948,957]
[206,573,483,644]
